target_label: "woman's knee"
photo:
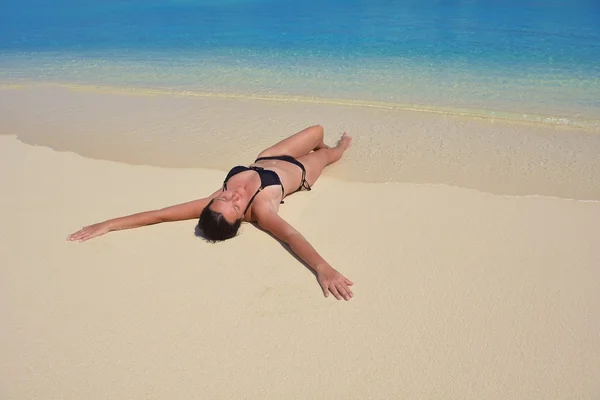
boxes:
[311,125,324,140]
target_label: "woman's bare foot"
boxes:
[337,132,352,151]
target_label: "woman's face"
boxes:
[209,189,246,223]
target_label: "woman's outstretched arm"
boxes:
[254,206,354,300]
[67,190,222,242]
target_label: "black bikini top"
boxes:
[223,165,285,214]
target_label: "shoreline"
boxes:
[3,80,600,132]
[2,83,599,201]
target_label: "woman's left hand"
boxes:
[316,265,354,300]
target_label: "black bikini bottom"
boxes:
[255,155,312,192]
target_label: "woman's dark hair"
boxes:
[197,199,242,242]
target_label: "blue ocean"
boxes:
[1,0,599,128]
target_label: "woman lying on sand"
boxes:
[68,125,354,300]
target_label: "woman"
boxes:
[68,125,354,300]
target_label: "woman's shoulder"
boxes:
[248,193,281,221]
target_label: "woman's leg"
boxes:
[296,132,352,187]
[257,125,327,159]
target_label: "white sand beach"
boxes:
[1,85,599,399]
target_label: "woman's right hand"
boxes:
[67,222,111,242]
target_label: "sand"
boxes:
[2,84,599,200]
[1,85,600,399]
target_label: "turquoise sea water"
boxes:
[1,0,600,128]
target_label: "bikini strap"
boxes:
[297,166,312,192]
[244,187,262,214]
